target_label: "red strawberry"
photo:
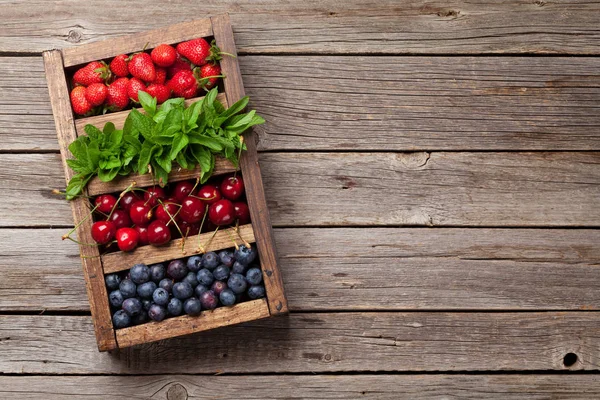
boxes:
[151,44,177,67]
[128,52,156,82]
[167,55,191,78]
[152,67,167,85]
[198,63,222,90]
[85,83,108,106]
[70,86,92,115]
[176,38,211,66]
[73,61,110,86]
[167,70,197,98]
[110,54,129,77]
[106,78,130,110]
[127,77,147,102]
[146,84,171,104]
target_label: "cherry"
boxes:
[91,220,116,244]
[121,192,140,212]
[108,209,132,230]
[155,201,179,224]
[134,225,149,246]
[129,201,153,226]
[233,201,251,225]
[148,220,171,246]
[173,181,195,202]
[208,199,235,226]
[144,187,166,207]
[180,196,206,223]
[179,220,200,237]
[197,184,221,204]
[220,176,244,201]
[116,227,139,252]
[94,194,118,214]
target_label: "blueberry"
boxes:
[148,304,167,321]
[130,263,150,284]
[158,278,174,293]
[142,299,153,311]
[109,290,124,308]
[219,289,236,306]
[167,259,188,280]
[122,297,143,316]
[247,285,266,299]
[218,250,235,267]
[172,282,194,300]
[199,291,218,310]
[183,271,199,288]
[232,261,247,274]
[195,284,209,297]
[227,273,248,294]
[137,281,157,299]
[211,280,227,296]
[112,310,131,329]
[184,297,202,316]
[234,245,257,266]
[119,279,137,299]
[152,287,170,306]
[213,265,230,281]
[245,267,263,285]
[167,298,183,316]
[149,263,166,282]
[186,255,202,272]
[196,268,214,286]
[202,252,219,270]
[131,312,148,325]
[105,274,121,290]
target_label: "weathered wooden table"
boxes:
[1,2,599,398]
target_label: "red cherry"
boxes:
[108,209,132,230]
[144,187,166,207]
[179,196,206,223]
[173,181,195,202]
[91,220,116,244]
[121,192,140,212]
[220,176,244,201]
[129,201,153,226]
[155,201,179,224]
[134,225,149,246]
[197,184,221,204]
[179,220,200,236]
[94,194,117,214]
[147,220,171,246]
[116,227,139,252]
[208,199,235,226]
[233,201,251,225]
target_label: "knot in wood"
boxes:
[167,383,188,400]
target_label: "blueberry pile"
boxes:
[105,244,265,329]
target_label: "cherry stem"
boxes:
[157,200,185,249]
[62,203,100,241]
[107,181,137,220]
[234,223,251,248]
[63,235,100,247]
[225,228,240,251]
[52,189,92,199]
[196,207,209,252]
[199,226,219,253]
[190,177,201,194]
[234,136,244,180]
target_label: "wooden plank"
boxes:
[116,299,269,348]
[5,56,600,152]
[213,14,288,315]
[7,152,598,227]
[61,17,213,67]
[2,1,600,55]
[1,228,599,312]
[41,50,116,351]
[102,224,255,273]
[0,312,598,373]
[2,374,600,399]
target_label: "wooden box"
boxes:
[42,14,287,351]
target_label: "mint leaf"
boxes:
[170,132,189,160]
[98,167,120,182]
[84,124,103,141]
[138,91,157,117]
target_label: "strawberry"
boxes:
[146,84,171,104]
[167,70,197,98]
[110,54,129,77]
[128,52,156,82]
[106,78,130,111]
[151,44,177,67]
[167,55,191,78]
[70,86,92,115]
[85,83,108,106]
[127,77,147,102]
[73,61,110,86]
[176,38,211,66]
[152,67,167,85]
[198,63,222,90]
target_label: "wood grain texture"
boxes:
[0,312,598,373]
[1,228,599,311]
[1,1,600,55]
[42,50,116,351]
[213,13,288,316]
[2,374,600,399]
[4,56,600,151]
[116,299,269,348]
